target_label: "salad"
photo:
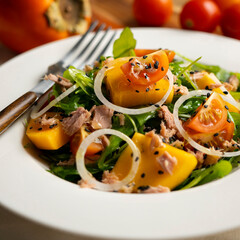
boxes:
[25,28,240,193]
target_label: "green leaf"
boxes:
[230,91,240,100]
[113,27,136,58]
[228,112,240,139]
[175,160,232,190]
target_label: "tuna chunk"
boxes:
[91,105,114,129]
[141,185,170,193]
[156,151,177,175]
[44,74,73,88]
[158,105,176,129]
[62,107,91,136]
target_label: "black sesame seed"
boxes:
[154,61,159,69]
[154,104,160,107]
[129,58,133,62]
[49,125,54,129]
[161,66,165,71]
[58,77,62,82]
[204,105,208,108]
[223,91,228,95]
[141,173,145,178]
[135,156,139,162]
[136,90,140,93]
[207,93,210,98]
[202,100,206,105]
[144,73,149,79]
[204,143,209,147]
[225,105,229,110]
[38,127,42,131]
[203,154,207,160]
[158,170,164,175]
[227,119,231,123]
[214,133,219,137]
[209,170,214,174]
[162,138,166,143]
[105,66,108,69]
[194,70,199,73]
[143,55,147,59]
[146,87,150,92]
[60,119,63,122]
[131,63,135,66]
[189,71,194,74]
[145,65,149,69]
[148,63,152,68]
[69,114,73,117]
[154,151,159,155]
[176,89,180,93]
[127,79,131,82]
[215,147,220,150]
[138,185,149,191]
[205,86,209,90]
[29,126,33,129]
[131,153,133,157]
[85,128,91,132]
[155,88,160,91]
[136,62,140,66]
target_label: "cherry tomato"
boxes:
[186,121,234,148]
[134,49,175,62]
[213,0,240,11]
[133,0,173,26]
[180,0,221,32]
[121,50,169,86]
[70,127,103,156]
[220,3,240,40]
[185,92,228,133]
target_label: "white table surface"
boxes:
[1,42,240,240]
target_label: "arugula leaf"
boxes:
[113,27,136,58]
[228,112,240,139]
[175,160,232,190]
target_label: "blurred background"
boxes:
[2,0,240,64]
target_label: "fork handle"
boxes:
[0,91,38,134]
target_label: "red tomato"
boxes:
[187,121,234,148]
[185,92,228,133]
[213,0,240,11]
[121,50,169,86]
[180,0,221,32]
[133,0,173,26]
[220,3,240,40]
[134,49,175,62]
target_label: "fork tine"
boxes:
[94,31,117,61]
[77,30,116,69]
[61,20,98,64]
[69,23,106,67]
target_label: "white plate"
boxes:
[1,28,240,240]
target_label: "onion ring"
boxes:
[173,90,240,157]
[30,84,78,119]
[94,66,174,115]
[76,129,141,191]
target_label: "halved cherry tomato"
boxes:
[186,121,234,148]
[134,49,175,62]
[70,126,103,156]
[185,92,228,133]
[120,50,169,86]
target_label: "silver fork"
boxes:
[0,21,116,135]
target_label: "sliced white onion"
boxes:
[94,66,174,115]
[30,83,79,119]
[173,90,240,157]
[76,129,140,191]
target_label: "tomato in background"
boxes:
[180,0,221,32]
[220,4,240,40]
[133,0,173,26]
[213,0,240,11]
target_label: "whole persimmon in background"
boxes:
[133,0,173,26]
[180,0,221,32]
[0,0,91,53]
